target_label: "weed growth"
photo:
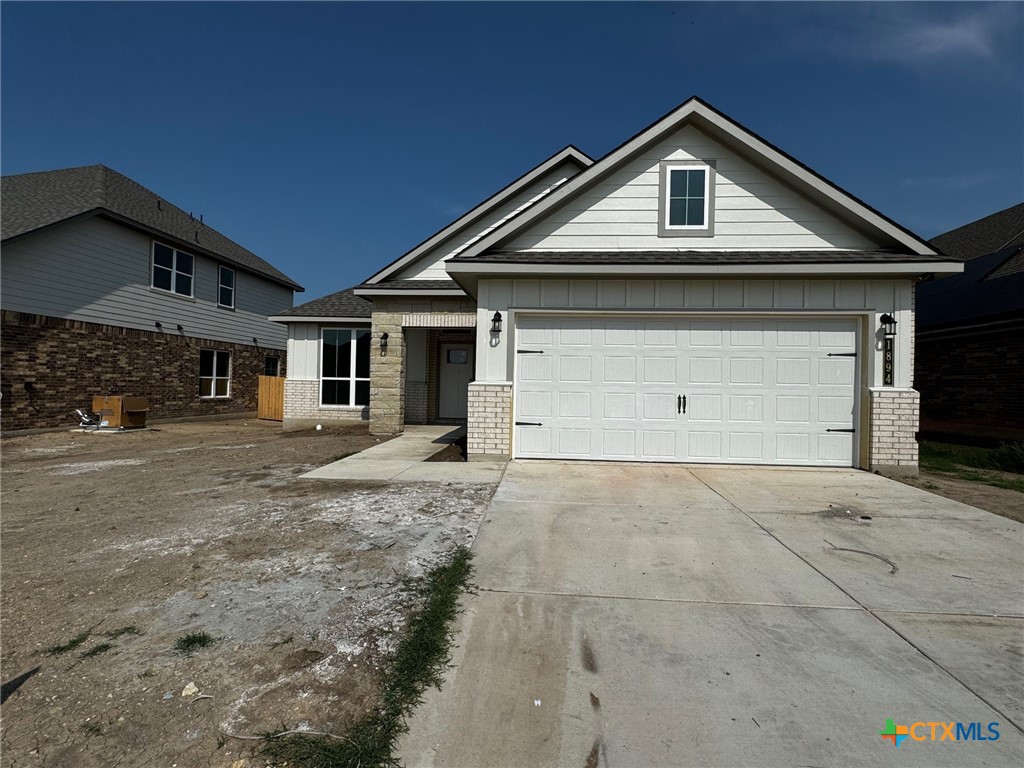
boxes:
[260,547,474,768]
[174,631,219,656]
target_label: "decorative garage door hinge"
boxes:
[516,421,543,426]
[825,428,857,433]
[516,349,544,354]
[827,352,858,357]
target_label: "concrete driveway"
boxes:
[400,463,1024,768]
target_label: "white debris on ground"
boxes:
[49,458,148,475]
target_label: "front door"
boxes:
[439,343,474,419]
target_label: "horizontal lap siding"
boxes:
[397,165,579,280]
[506,124,876,252]
[2,217,293,348]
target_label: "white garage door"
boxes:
[514,315,859,466]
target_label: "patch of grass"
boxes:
[78,642,113,659]
[80,722,103,737]
[920,441,1024,492]
[44,631,90,657]
[260,547,474,768]
[104,625,142,639]
[174,631,219,656]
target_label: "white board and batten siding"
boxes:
[396,165,580,281]
[506,124,878,252]
[1,217,294,348]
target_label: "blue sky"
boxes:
[3,1,1022,302]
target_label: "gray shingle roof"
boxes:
[273,288,371,319]
[917,244,1024,329]
[930,203,1024,261]
[451,250,946,265]
[1,164,303,290]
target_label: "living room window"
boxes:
[659,161,715,237]
[152,241,194,297]
[199,349,231,398]
[218,266,235,308]
[321,328,370,407]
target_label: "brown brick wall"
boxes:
[915,320,1024,441]
[1,311,284,433]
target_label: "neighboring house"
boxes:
[1,165,303,432]
[916,203,1024,443]
[275,97,961,476]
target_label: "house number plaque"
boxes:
[883,337,894,386]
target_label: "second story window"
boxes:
[152,242,194,297]
[218,266,235,308]
[658,161,715,237]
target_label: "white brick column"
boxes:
[467,382,512,461]
[868,388,920,477]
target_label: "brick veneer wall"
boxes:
[467,383,512,461]
[282,379,367,428]
[1,311,282,433]
[915,320,1024,442]
[868,388,920,477]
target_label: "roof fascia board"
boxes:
[269,315,370,324]
[446,260,964,278]
[362,146,593,285]
[352,288,468,297]
[452,99,937,261]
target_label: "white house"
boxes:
[276,97,962,476]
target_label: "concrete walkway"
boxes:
[300,424,505,483]
[400,462,1024,767]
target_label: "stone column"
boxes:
[369,312,405,436]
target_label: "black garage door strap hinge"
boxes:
[515,421,543,426]
[517,349,544,354]
[826,428,856,433]
[827,352,857,357]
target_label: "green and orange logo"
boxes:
[880,718,1000,747]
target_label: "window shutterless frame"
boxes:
[218,265,235,309]
[320,327,371,407]
[199,349,231,398]
[658,160,716,238]
[151,241,195,297]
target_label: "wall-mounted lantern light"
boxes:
[380,331,389,356]
[491,311,503,334]
[879,313,897,337]
[154,321,163,329]
[177,324,185,332]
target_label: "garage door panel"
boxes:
[514,315,858,467]
[603,356,637,384]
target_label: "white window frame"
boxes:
[151,241,195,298]
[199,349,231,399]
[658,160,716,238]
[218,265,235,309]
[320,327,370,408]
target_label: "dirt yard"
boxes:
[0,420,495,767]
[901,470,1024,524]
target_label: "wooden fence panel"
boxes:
[257,376,285,421]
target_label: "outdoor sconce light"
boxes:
[880,313,897,386]
[178,324,185,332]
[491,311,503,334]
[154,321,163,329]
[252,337,259,346]
[380,332,389,356]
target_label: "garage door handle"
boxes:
[678,395,686,414]
[516,421,543,427]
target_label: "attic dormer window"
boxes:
[659,161,716,237]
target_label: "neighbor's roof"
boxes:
[917,243,1024,329]
[1,164,303,291]
[930,202,1024,261]
[271,287,371,320]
